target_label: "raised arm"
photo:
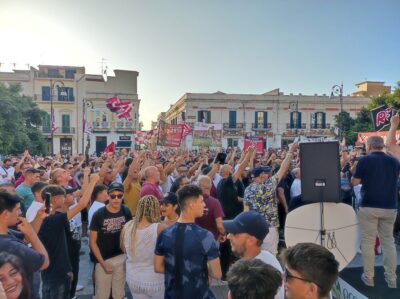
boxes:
[232,147,254,183]
[387,113,400,160]
[277,143,298,182]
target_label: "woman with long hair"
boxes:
[121,195,165,299]
[0,253,30,299]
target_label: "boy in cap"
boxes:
[89,182,133,299]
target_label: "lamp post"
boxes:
[50,80,67,155]
[330,83,344,138]
[82,98,94,153]
[289,100,299,136]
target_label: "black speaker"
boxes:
[300,141,341,203]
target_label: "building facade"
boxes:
[0,65,141,155]
[160,88,372,149]
[352,81,391,97]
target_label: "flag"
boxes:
[370,105,395,131]
[51,107,57,134]
[133,130,157,145]
[106,96,134,121]
[83,119,93,135]
[104,142,115,154]
[181,123,192,139]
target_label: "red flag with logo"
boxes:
[104,142,115,154]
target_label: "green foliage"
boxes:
[335,85,400,144]
[0,83,47,155]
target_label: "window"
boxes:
[42,86,51,101]
[181,111,186,121]
[290,111,302,129]
[316,112,326,129]
[65,69,76,79]
[229,111,237,128]
[48,69,59,78]
[227,138,239,147]
[61,114,71,133]
[197,110,211,123]
[42,113,51,133]
[255,111,268,128]
[58,87,74,101]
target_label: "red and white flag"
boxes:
[132,129,157,145]
[51,107,57,134]
[104,142,115,154]
[106,96,134,121]
[181,123,192,139]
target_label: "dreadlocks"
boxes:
[121,195,161,256]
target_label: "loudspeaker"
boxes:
[300,141,341,203]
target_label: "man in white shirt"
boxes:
[0,158,15,184]
[290,168,301,200]
[88,184,109,227]
[223,211,284,299]
[26,181,48,223]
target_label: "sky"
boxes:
[1,0,399,129]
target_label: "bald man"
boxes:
[140,166,163,200]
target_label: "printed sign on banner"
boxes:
[157,123,183,147]
[244,136,264,153]
[370,105,396,131]
[331,278,368,299]
[192,122,223,147]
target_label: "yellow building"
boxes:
[0,65,141,154]
[352,81,391,97]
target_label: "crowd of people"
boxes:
[0,114,399,299]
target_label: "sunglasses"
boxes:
[109,194,123,199]
[284,268,322,289]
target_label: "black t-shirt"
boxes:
[89,205,132,262]
[38,212,72,283]
[354,152,400,209]
[277,173,294,204]
[217,175,244,219]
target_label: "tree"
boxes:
[0,83,47,155]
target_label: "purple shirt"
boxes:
[140,181,164,200]
[196,194,224,240]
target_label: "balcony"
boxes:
[41,127,76,134]
[92,121,111,132]
[223,122,244,131]
[34,94,75,103]
[311,123,331,129]
[251,123,272,131]
[115,121,133,132]
[286,123,307,130]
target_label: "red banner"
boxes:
[357,130,400,144]
[158,124,183,147]
[244,136,264,153]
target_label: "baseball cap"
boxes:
[160,192,178,205]
[108,182,124,193]
[251,166,272,178]
[223,211,269,241]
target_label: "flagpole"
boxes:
[82,98,94,154]
[50,79,54,155]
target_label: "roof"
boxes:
[355,81,386,86]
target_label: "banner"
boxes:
[370,105,395,131]
[157,123,184,147]
[244,136,264,153]
[357,130,400,144]
[192,122,223,147]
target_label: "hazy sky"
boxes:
[1,0,399,129]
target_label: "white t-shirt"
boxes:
[255,250,285,299]
[88,201,105,227]
[0,166,14,184]
[290,178,302,199]
[26,201,44,222]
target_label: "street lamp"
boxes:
[330,83,344,137]
[50,80,67,155]
[82,98,94,153]
[289,100,299,136]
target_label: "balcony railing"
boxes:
[34,94,75,102]
[311,123,331,129]
[93,121,110,129]
[115,121,133,131]
[223,123,244,130]
[286,123,307,129]
[251,123,272,130]
[41,127,76,134]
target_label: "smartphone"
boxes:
[45,192,51,214]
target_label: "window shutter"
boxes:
[290,112,294,128]
[263,112,268,128]
[322,112,326,128]
[298,112,302,129]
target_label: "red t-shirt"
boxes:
[140,181,164,200]
[195,194,225,240]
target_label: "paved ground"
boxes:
[76,236,400,299]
